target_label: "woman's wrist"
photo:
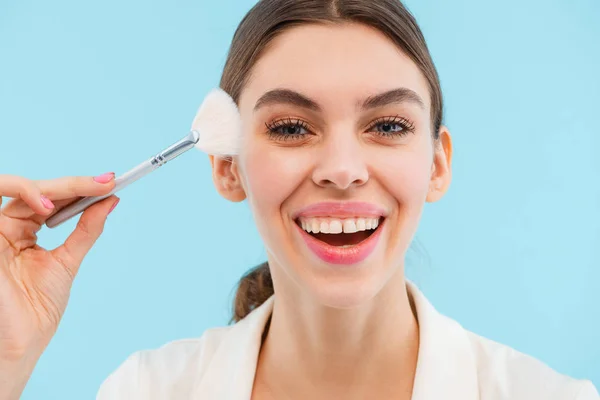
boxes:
[0,351,41,400]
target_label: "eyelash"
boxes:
[368,115,416,137]
[264,115,416,141]
[265,118,311,141]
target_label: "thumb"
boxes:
[50,196,119,279]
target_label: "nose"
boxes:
[312,134,369,190]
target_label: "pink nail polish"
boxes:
[40,195,55,209]
[94,172,115,184]
[108,199,120,215]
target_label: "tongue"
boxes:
[311,230,372,246]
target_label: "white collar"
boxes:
[193,280,480,399]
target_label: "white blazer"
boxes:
[97,281,599,399]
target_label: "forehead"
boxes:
[239,22,431,112]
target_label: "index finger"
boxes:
[0,174,49,215]
[35,174,116,201]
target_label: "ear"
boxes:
[209,155,247,202]
[426,126,453,203]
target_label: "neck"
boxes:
[254,269,419,399]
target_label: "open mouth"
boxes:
[295,217,384,247]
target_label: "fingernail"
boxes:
[108,199,120,215]
[40,195,55,209]
[94,172,115,184]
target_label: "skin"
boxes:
[211,23,452,400]
[0,20,452,400]
[0,174,118,400]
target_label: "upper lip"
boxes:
[292,201,388,220]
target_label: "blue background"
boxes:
[1,0,598,398]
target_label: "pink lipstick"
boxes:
[294,202,386,265]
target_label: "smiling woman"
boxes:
[95,0,597,399]
[0,0,597,399]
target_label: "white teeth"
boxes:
[311,220,319,233]
[298,217,381,234]
[329,220,343,234]
[357,218,366,231]
[343,219,357,233]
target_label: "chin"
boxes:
[302,263,389,309]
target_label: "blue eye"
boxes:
[368,116,415,137]
[265,118,310,140]
[275,124,308,136]
[376,122,404,134]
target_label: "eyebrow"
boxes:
[254,89,321,112]
[253,87,425,112]
[361,88,425,110]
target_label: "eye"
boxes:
[367,116,415,138]
[265,118,311,141]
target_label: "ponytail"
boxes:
[231,262,274,323]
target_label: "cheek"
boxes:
[375,143,433,205]
[239,142,310,221]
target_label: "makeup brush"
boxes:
[45,88,242,229]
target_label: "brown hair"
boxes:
[222,0,444,323]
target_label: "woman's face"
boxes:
[214,23,451,308]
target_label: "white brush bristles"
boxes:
[191,88,242,156]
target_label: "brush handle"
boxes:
[45,131,200,229]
